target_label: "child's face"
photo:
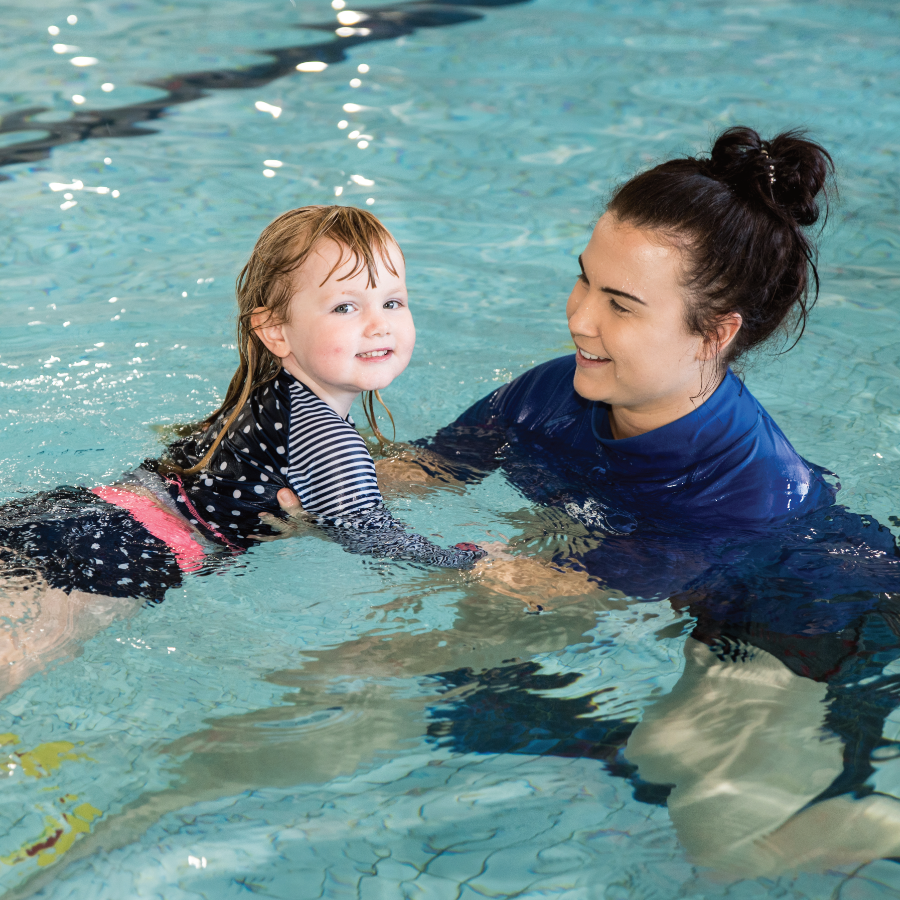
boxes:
[256,238,415,415]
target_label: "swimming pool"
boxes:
[1,0,900,895]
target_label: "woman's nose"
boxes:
[567,288,599,336]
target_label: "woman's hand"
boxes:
[470,543,598,613]
[250,488,310,541]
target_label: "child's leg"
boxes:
[0,570,142,698]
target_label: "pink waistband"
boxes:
[91,485,206,573]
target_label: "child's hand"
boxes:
[250,488,309,541]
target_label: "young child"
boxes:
[0,206,485,607]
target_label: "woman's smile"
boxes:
[575,346,611,366]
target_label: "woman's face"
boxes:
[566,213,716,428]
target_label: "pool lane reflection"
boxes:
[0,0,530,180]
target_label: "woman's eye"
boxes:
[609,297,629,314]
[577,273,588,286]
[383,299,402,309]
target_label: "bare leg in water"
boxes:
[0,564,142,699]
[625,637,900,878]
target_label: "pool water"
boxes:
[1,0,900,896]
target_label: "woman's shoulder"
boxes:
[687,373,837,524]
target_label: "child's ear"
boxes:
[250,306,289,359]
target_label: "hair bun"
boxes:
[706,126,834,227]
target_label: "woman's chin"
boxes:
[572,370,613,403]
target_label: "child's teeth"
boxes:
[360,350,389,358]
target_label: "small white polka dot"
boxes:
[239,475,246,481]
[91,543,100,550]
[260,443,267,451]
[206,505,216,512]
[254,485,265,494]
[274,422,283,430]
[233,489,241,498]
[276,447,285,455]
[220,462,227,470]
[260,473,269,482]
[118,563,129,570]
[229,523,239,529]
[265,465,273,472]
[232,510,241,516]
[243,425,251,433]
[176,496,185,503]
[280,467,288,474]
[190,519,198,524]
[204,478,213,486]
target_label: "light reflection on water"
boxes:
[0,0,899,896]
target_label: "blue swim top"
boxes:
[423,354,837,529]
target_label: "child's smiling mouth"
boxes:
[356,348,393,360]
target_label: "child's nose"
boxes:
[366,308,390,335]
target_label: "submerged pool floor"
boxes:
[1,0,900,896]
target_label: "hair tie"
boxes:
[758,148,776,184]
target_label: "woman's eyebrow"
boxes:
[602,286,647,306]
[578,255,647,306]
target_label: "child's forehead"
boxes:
[300,237,405,287]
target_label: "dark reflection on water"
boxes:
[0,0,529,180]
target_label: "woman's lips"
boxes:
[356,348,394,361]
[575,347,611,367]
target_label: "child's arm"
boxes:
[260,488,484,568]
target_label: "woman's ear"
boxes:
[250,306,290,359]
[699,312,743,362]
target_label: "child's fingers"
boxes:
[277,488,305,519]
[253,510,305,540]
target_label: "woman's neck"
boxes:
[608,372,725,439]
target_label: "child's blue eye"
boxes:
[383,300,402,309]
[333,303,352,314]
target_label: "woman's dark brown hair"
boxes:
[607,126,835,372]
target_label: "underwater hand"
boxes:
[250,488,310,541]
[471,542,597,613]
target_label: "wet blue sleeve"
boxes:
[415,356,590,482]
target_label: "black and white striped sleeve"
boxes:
[286,381,383,518]
[285,381,484,568]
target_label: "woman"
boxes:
[417,125,839,530]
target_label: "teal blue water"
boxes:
[1,0,899,896]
